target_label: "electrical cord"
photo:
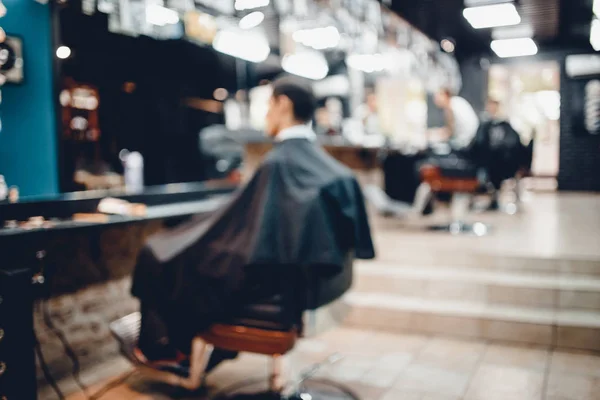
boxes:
[33,331,66,400]
[40,297,91,398]
[33,250,135,399]
[38,299,139,399]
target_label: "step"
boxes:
[354,261,600,311]
[371,231,600,277]
[342,292,600,351]
[372,245,600,277]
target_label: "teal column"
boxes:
[0,0,58,197]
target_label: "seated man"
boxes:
[471,99,524,209]
[131,77,375,371]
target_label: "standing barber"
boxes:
[433,87,480,150]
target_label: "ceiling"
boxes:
[388,0,596,60]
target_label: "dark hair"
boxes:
[272,76,317,123]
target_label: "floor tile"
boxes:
[327,354,380,382]
[464,365,544,400]
[482,343,549,372]
[549,350,600,378]
[359,352,414,387]
[546,373,600,400]
[393,364,471,397]
[360,332,430,355]
[337,381,388,400]
[413,337,486,372]
[379,389,423,400]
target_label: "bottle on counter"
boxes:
[0,175,7,201]
[120,150,144,193]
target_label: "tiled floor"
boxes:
[372,192,600,261]
[60,327,600,400]
[47,192,600,399]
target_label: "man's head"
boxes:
[366,92,377,112]
[486,98,501,118]
[434,87,453,109]
[265,76,317,137]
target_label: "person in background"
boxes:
[471,98,524,210]
[357,92,380,136]
[433,87,480,150]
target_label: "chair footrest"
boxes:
[109,312,191,378]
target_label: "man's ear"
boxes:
[279,95,294,113]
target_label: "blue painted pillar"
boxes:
[0,0,58,197]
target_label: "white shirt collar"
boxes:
[275,124,317,142]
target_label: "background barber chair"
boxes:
[110,259,360,400]
[419,158,489,236]
[199,125,244,183]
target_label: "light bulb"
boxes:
[56,46,71,59]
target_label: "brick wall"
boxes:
[558,62,600,192]
[35,277,138,383]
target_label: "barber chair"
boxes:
[110,261,359,400]
[199,125,244,182]
[418,158,489,236]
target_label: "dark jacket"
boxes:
[131,138,375,353]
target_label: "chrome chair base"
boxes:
[427,221,490,236]
[212,377,360,400]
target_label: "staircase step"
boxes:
[354,261,600,311]
[372,235,600,277]
[342,292,600,351]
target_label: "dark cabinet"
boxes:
[0,268,37,399]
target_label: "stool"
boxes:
[420,164,489,235]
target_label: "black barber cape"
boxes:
[131,136,375,356]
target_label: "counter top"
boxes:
[0,195,230,238]
[0,181,237,224]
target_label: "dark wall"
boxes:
[558,62,600,192]
[459,57,488,117]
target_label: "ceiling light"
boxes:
[282,52,329,80]
[292,26,340,50]
[346,54,387,73]
[595,0,600,17]
[491,37,538,58]
[591,18,600,51]
[463,3,521,29]
[213,30,270,63]
[441,39,455,53]
[56,46,71,59]
[239,11,264,30]
[146,4,179,26]
[235,0,269,11]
